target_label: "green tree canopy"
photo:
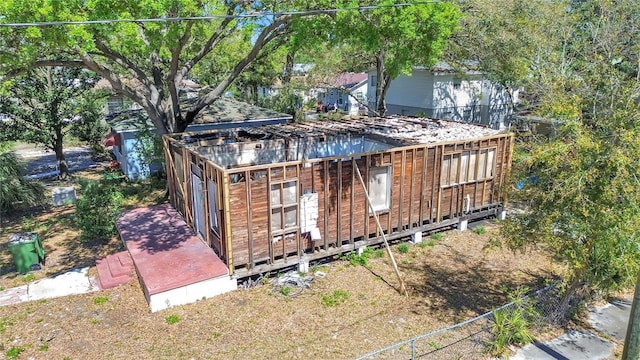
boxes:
[501,0,640,303]
[0,0,335,134]
[334,0,461,115]
[0,67,105,178]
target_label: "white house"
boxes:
[319,72,368,115]
[367,62,517,130]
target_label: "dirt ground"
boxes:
[0,178,565,360]
[0,165,167,288]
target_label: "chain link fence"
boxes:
[356,283,566,360]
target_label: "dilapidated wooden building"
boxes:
[163,116,513,277]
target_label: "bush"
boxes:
[0,143,45,216]
[75,179,123,243]
[488,287,536,356]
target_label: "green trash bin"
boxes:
[7,233,45,274]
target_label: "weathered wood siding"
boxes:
[165,132,513,276]
[220,134,512,275]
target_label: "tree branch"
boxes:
[4,60,84,78]
[187,16,293,121]
[94,38,153,89]
[179,10,237,79]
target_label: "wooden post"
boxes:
[503,134,515,208]
[354,164,408,297]
[245,170,254,269]
[350,158,355,245]
[222,172,234,275]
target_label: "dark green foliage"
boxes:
[70,94,109,152]
[75,179,123,243]
[0,67,105,178]
[0,143,45,215]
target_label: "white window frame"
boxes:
[270,180,299,235]
[441,148,496,187]
[368,166,392,213]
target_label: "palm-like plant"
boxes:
[0,143,44,226]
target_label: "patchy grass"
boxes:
[165,314,181,325]
[5,346,25,360]
[397,243,410,254]
[474,226,487,235]
[0,178,564,359]
[321,289,350,307]
[93,296,109,305]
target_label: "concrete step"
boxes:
[106,252,134,278]
[96,251,136,290]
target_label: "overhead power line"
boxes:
[0,2,442,28]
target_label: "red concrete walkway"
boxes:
[116,204,228,297]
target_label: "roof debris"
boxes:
[172,115,504,146]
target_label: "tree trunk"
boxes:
[375,50,388,116]
[252,83,258,104]
[283,51,295,84]
[53,133,70,179]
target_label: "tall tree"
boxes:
[0,1,335,134]
[446,0,572,113]
[0,67,104,178]
[501,0,640,310]
[334,0,460,115]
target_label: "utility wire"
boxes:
[0,1,442,28]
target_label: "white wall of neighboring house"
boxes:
[368,67,517,130]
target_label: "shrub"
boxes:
[488,287,536,356]
[431,232,443,241]
[75,179,124,243]
[0,143,45,218]
[474,226,487,235]
[397,243,410,254]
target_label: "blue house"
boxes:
[105,97,293,180]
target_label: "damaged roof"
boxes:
[171,116,503,147]
[106,97,292,132]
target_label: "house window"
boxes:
[368,166,391,212]
[270,180,298,234]
[107,97,124,114]
[441,149,496,186]
[208,179,219,234]
[370,75,377,87]
[453,76,462,90]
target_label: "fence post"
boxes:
[411,340,415,360]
